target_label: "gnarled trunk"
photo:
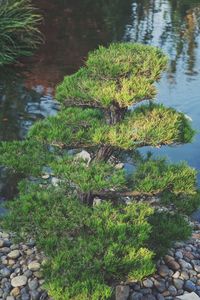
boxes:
[80,191,94,206]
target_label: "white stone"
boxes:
[177,292,200,300]
[115,163,124,170]
[11,275,27,287]
[75,150,91,162]
[8,250,20,259]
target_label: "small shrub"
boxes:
[2,183,155,300]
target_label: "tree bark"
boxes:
[80,191,94,206]
[92,104,126,162]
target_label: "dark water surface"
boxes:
[1,0,200,201]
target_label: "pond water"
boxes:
[1,0,200,202]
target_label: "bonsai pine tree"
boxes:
[27,43,196,205]
[0,43,199,300]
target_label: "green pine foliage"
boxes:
[28,104,195,150]
[0,43,199,299]
[50,156,126,193]
[0,0,42,65]
[28,107,103,148]
[3,183,155,300]
[149,212,192,257]
[132,158,197,195]
[0,140,51,176]
[93,104,195,149]
[56,43,167,108]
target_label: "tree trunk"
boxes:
[80,191,94,206]
[92,104,126,162]
[93,145,114,162]
[107,104,126,125]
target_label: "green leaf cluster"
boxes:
[28,103,195,151]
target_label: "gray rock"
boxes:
[10,244,19,250]
[30,290,40,300]
[184,280,196,292]
[1,232,9,239]
[194,265,200,272]
[173,271,180,279]
[143,279,154,288]
[180,271,189,280]
[158,265,171,277]
[28,279,39,290]
[0,239,5,247]
[173,279,184,289]
[130,292,143,300]
[75,150,91,162]
[21,294,30,300]
[175,251,183,260]
[11,275,28,287]
[177,292,200,300]
[0,267,11,277]
[115,285,130,300]
[140,288,152,295]
[154,279,166,293]
[143,296,156,300]
[24,270,33,278]
[179,259,193,270]
[168,285,177,296]
[6,297,15,300]
[0,288,3,297]
[157,294,165,300]
[28,261,40,271]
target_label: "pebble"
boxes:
[0,230,49,299]
[173,278,184,289]
[158,265,171,277]
[129,224,200,299]
[28,261,41,271]
[184,280,196,292]
[143,279,154,288]
[11,275,28,287]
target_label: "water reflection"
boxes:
[1,0,200,198]
[125,0,200,76]
[124,0,200,182]
[0,67,59,141]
